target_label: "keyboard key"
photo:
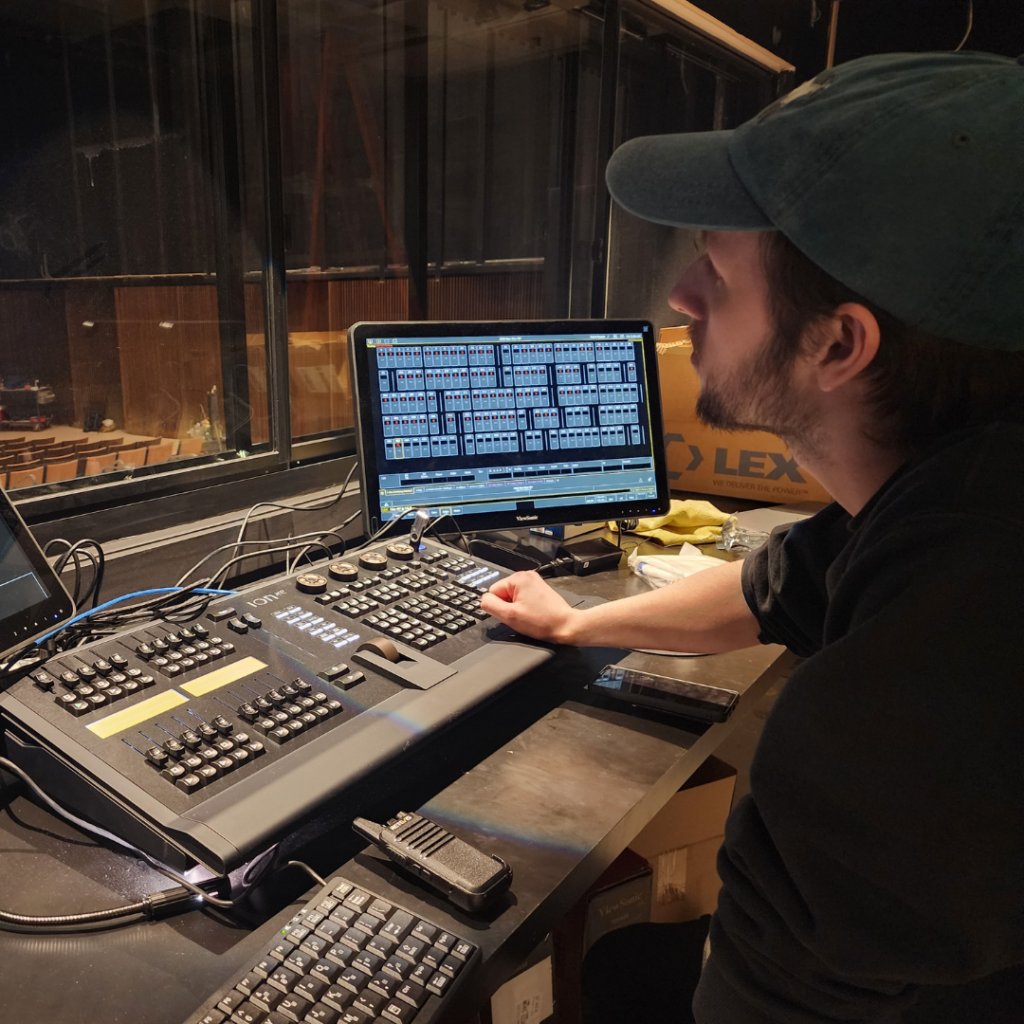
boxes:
[338,1010,373,1024]
[426,971,452,997]
[451,939,476,961]
[268,940,294,962]
[366,897,393,920]
[236,972,262,997]
[353,989,386,1017]
[381,999,418,1023]
[420,946,444,972]
[309,959,341,985]
[325,943,354,969]
[409,921,436,945]
[293,974,328,1003]
[198,1011,226,1024]
[351,950,383,977]
[339,927,369,952]
[407,963,433,987]
[274,992,312,1023]
[230,999,266,1024]
[267,965,302,993]
[314,920,343,944]
[217,990,247,1015]
[337,966,367,995]
[354,912,382,936]
[367,972,399,1000]
[305,1004,338,1024]
[381,956,412,983]
[321,985,354,1012]
[328,906,357,929]
[396,938,426,964]
[365,935,394,960]
[284,950,313,975]
[299,934,331,959]
[249,985,283,1012]
[253,956,277,978]
[439,954,465,979]
[395,982,426,1009]
[434,931,456,953]
[330,881,354,901]
[381,911,415,943]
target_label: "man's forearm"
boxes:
[561,560,762,653]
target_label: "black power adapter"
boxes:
[554,536,624,576]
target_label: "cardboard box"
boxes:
[658,326,831,504]
[551,848,652,1024]
[629,756,737,923]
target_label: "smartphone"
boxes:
[589,665,739,723]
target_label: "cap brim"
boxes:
[606,131,773,230]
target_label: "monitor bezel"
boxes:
[348,319,672,538]
[0,488,76,662]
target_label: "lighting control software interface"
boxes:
[363,331,660,522]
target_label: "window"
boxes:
[0,0,783,519]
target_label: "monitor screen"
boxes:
[0,488,75,661]
[348,320,671,536]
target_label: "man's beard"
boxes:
[694,329,824,456]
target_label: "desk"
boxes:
[0,558,794,1024]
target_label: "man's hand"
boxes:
[480,571,582,644]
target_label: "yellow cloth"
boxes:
[609,499,730,546]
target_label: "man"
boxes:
[480,52,1024,1022]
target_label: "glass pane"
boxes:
[0,0,269,495]
[278,0,603,441]
[606,4,777,331]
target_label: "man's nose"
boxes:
[668,258,709,319]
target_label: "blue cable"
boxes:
[34,587,237,646]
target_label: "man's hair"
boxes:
[759,231,1024,454]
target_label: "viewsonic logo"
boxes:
[516,514,539,521]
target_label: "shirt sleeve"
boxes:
[740,504,850,658]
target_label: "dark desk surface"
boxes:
[0,553,794,1024]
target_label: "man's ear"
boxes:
[812,302,881,393]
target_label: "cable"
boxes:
[33,588,235,648]
[192,541,341,592]
[424,513,471,554]
[229,459,360,564]
[0,757,236,911]
[175,529,350,589]
[45,538,106,608]
[286,860,327,888]
[350,506,421,554]
[535,556,575,579]
[954,0,973,50]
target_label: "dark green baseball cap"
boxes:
[606,51,1024,351]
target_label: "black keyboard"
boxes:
[187,876,478,1024]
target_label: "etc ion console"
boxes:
[0,539,566,874]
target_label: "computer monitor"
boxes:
[348,320,671,536]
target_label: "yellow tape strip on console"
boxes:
[87,689,189,739]
[181,656,267,697]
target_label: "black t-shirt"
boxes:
[693,411,1024,1023]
